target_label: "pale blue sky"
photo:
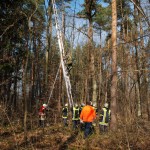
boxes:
[64,0,109,47]
[45,0,109,47]
[69,0,109,13]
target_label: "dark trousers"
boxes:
[80,122,85,131]
[63,118,68,127]
[99,125,108,132]
[39,120,45,128]
[84,122,93,138]
[72,120,79,129]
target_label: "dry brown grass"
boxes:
[0,117,150,150]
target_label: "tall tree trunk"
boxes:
[88,19,97,103]
[29,56,34,111]
[110,0,117,131]
[146,77,150,120]
[133,0,142,117]
[28,21,36,112]
[23,19,32,141]
[138,3,150,120]
[13,68,18,110]
[23,40,29,142]
[120,0,129,121]
[120,0,126,41]
[98,29,102,105]
[45,1,53,93]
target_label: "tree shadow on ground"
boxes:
[59,130,79,150]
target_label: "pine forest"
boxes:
[0,0,150,149]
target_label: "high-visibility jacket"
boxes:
[62,107,68,118]
[72,107,80,120]
[99,107,111,126]
[80,105,96,122]
[79,106,84,115]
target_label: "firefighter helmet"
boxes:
[93,103,97,107]
[81,103,85,107]
[65,103,68,107]
[75,103,78,107]
[90,101,93,106]
[43,104,47,108]
[104,103,108,108]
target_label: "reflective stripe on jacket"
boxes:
[99,107,111,126]
[72,107,79,120]
[80,105,96,122]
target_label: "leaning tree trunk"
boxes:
[110,0,117,131]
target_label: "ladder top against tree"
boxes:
[51,0,74,107]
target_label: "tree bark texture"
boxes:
[110,0,117,131]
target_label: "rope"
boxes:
[47,63,61,105]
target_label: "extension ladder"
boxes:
[52,0,74,107]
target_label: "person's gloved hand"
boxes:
[80,119,83,123]
[92,123,96,127]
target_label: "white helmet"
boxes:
[93,103,97,107]
[43,104,47,108]
[65,103,68,107]
[81,103,85,107]
[75,103,78,107]
[104,103,108,108]
[90,101,93,106]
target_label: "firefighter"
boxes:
[66,58,72,74]
[79,103,85,131]
[93,102,98,115]
[63,52,72,75]
[62,103,68,127]
[71,103,80,130]
[39,103,47,127]
[99,103,111,133]
[92,102,98,133]
[79,103,85,115]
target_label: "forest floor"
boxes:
[0,118,150,150]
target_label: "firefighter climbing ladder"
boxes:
[51,0,74,107]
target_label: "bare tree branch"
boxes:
[130,0,150,26]
[0,21,17,39]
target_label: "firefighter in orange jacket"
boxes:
[80,101,96,138]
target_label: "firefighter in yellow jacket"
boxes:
[62,103,68,127]
[71,103,80,129]
[99,103,111,132]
